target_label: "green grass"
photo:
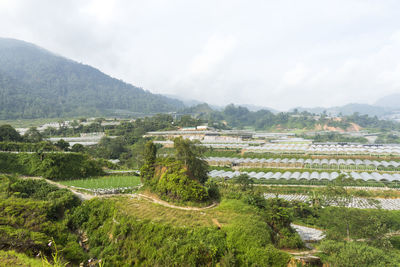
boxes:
[59,175,141,189]
[118,196,261,228]
[0,250,44,267]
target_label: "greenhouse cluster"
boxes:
[208,169,400,182]
[201,143,400,155]
[264,194,400,210]
[206,157,400,171]
[246,144,400,155]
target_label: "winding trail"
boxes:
[135,193,218,211]
[21,176,218,210]
[21,176,94,200]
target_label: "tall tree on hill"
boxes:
[173,137,208,184]
[140,141,158,186]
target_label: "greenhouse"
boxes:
[206,157,400,171]
[204,143,400,155]
[208,169,400,182]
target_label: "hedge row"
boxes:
[0,152,103,180]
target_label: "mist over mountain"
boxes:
[375,93,400,108]
[0,38,184,119]
[292,103,394,117]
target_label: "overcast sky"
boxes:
[1,0,400,110]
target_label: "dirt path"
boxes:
[20,176,218,210]
[135,193,218,211]
[21,176,95,200]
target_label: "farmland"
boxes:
[59,175,141,189]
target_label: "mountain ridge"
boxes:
[0,37,184,119]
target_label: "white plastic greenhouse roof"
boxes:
[209,170,400,181]
[202,143,400,155]
[206,157,400,168]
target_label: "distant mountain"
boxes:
[163,94,204,107]
[293,103,390,117]
[238,104,278,113]
[0,38,184,119]
[375,93,400,108]
[180,103,214,115]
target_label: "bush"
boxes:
[0,176,85,264]
[0,152,104,179]
[155,160,209,202]
[319,240,400,267]
[0,141,56,152]
[68,198,292,266]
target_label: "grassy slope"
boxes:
[0,250,44,267]
[118,196,268,228]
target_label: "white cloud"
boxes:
[188,35,237,75]
[281,64,310,87]
[0,0,400,110]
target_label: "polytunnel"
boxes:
[290,172,301,179]
[272,172,282,179]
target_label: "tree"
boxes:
[0,124,22,142]
[23,127,43,143]
[97,137,127,159]
[55,139,70,151]
[71,144,85,153]
[318,174,369,241]
[140,141,158,186]
[70,120,80,135]
[235,174,252,191]
[144,140,157,165]
[178,115,199,127]
[319,240,399,267]
[173,137,208,184]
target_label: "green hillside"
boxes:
[0,38,184,119]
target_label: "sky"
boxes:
[1,0,400,110]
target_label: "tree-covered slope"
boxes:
[0,38,184,119]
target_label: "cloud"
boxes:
[188,35,237,75]
[0,0,400,110]
[281,64,310,87]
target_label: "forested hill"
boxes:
[0,38,184,119]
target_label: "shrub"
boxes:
[0,152,103,179]
[319,240,400,267]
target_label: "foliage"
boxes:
[54,139,69,151]
[68,198,291,266]
[173,137,209,184]
[318,240,400,267]
[154,159,209,202]
[299,132,368,143]
[94,136,127,159]
[0,38,184,119]
[0,152,104,180]
[0,250,44,267]
[234,173,253,191]
[0,141,56,152]
[139,141,158,187]
[0,124,22,142]
[0,176,85,264]
[375,132,400,144]
[23,127,43,143]
[194,104,400,131]
[141,140,212,203]
[220,184,304,250]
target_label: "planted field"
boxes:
[59,175,141,189]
